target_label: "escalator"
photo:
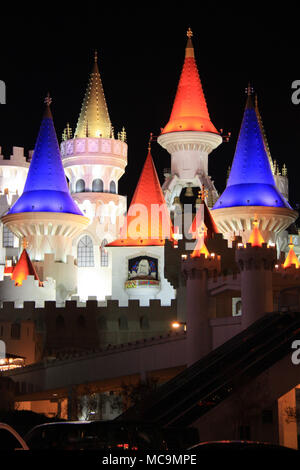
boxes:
[118,311,300,427]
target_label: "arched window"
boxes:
[77,235,94,267]
[56,315,65,331]
[118,316,128,330]
[109,181,116,194]
[140,316,150,330]
[3,226,14,248]
[100,239,109,267]
[76,179,85,193]
[92,179,104,192]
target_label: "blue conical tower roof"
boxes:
[213,89,291,210]
[8,96,83,215]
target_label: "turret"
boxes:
[157,28,222,211]
[60,51,127,236]
[212,86,297,244]
[182,235,221,366]
[2,96,89,302]
[107,144,175,306]
[60,52,128,300]
[235,220,276,329]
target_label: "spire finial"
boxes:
[94,49,98,63]
[253,214,259,227]
[198,185,208,202]
[44,92,52,106]
[187,27,193,38]
[22,237,28,250]
[148,132,153,151]
[43,92,53,119]
[245,82,254,96]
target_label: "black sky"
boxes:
[0,12,299,206]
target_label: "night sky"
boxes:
[0,12,299,207]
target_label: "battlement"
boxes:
[0,146,31,167]
[0,275,55,307]
[0,296,177,311]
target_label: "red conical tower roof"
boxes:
[11,247,41,286]
[161,28,219,135]
[283,237,300,269]
[248,218,265,247]
[108,148,173,246]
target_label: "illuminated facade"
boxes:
[60,53,127,300]
[0,30,300,448]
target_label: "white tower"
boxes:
[60,52,127,300]
[157,29,222,211]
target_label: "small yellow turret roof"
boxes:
[248,217,265,247]
[283,236,300,269]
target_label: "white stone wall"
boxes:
[108,245,176,306]
[0,275,55,307]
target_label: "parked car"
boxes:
[24,420,165,450]
[188,440,298,452]
[0,423,29,450]
[24,420,198,450]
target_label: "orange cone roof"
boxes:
[190,200,219,240]
[283,237,300,269]
[108,149,173,246]
[11,249,41,286]
[248,219,265,247]
[161,29,219,135]
[191,239,210,258]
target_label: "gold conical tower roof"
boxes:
[75,51,111,139]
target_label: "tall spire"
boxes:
[161,29,219,135]
[213,88,291,210]
[75,51,111,138]
[108,147,173,246]
[8,95,83,215]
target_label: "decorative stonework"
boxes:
[158,131,222,156]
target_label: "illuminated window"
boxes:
[100,239,108,267]
[92,178,104,192]
[3,226,14,248]
[77,235,94,267]
[109,181,116,194]
[75,179,85,193]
